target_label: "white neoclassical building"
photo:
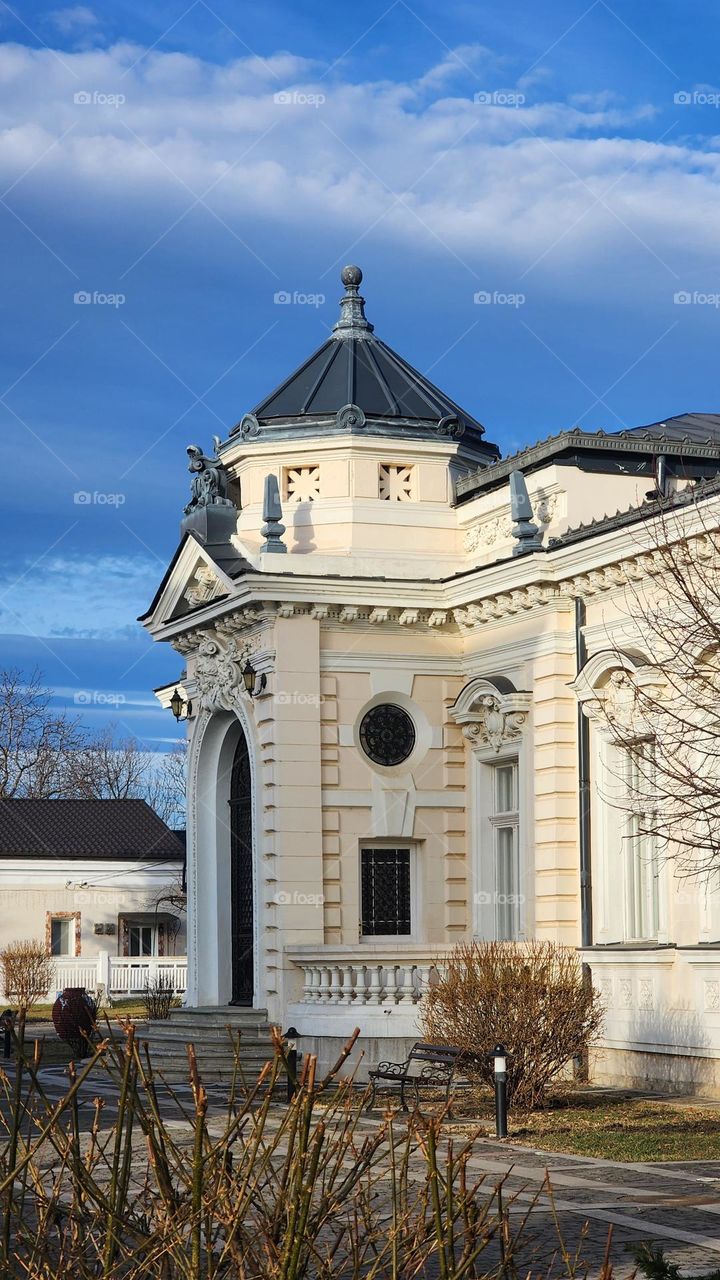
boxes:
[143,265,720,1090]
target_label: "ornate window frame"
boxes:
[450,677,532,940]
[46,911,81,957]
[571,650,669,945]
[450,677,532,758]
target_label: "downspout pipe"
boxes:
[575,597,593,949]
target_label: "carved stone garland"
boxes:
[450,681,532,756]
[460,695,529,754]
[194,635,247,712]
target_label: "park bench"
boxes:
[367,1041,467,1111]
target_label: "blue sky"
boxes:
[2,0,720,748]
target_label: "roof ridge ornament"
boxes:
[509,470,543,556]
[260,473,287,553]
[332,264,374,337]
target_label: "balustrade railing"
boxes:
[2,955,188,1002]
[286,946,448,1008]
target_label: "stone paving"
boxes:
[6,1063,720,1276]
[444,1141,720,1276]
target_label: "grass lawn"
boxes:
[442,1089,720,1161]
[26,998,148,1023]
[511,1093,720,1161]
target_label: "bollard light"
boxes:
[493,1045,507,1075]
[489,1042,508,1139]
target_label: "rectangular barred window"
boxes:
[360,847,411,935]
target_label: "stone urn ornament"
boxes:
[52,987,97,1058]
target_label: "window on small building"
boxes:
[50,917,73,956]
[128,924,156,957]
[360,847,412,935]
[490,761,520,940]
[623,745,660,941]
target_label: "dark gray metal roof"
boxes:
[0,799,186,861]
[624,412,720,442]
[455,414,720,504]
[228,266,499,462]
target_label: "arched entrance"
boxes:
[228,728,254,1005]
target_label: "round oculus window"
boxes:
[359,703,416,767]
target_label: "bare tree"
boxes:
[0,670,187,828]
[66,724,149,799]
[145,745,187,829]
[0,668,85,799]
[591,491,720,882]
[69,726,187,825]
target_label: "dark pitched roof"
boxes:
[253,334,486,430]
[624,412,720,443]
[227,266,499,463]
[455,413,720,504]
[0,799,185,861]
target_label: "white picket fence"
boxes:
[43,955,187,1000]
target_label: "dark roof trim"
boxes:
[455,426,720,503]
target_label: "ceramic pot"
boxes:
[52,986,97,1057]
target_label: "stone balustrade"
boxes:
[286,945,449,1008]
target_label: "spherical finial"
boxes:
[340,264,362,289]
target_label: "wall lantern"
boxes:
[242,659,267,697]
[169,687,193,721]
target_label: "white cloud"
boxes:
[0,553,161,640]
[49,6,99,34]
[0,40,716,294]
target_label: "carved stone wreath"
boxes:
[359,704,416,767]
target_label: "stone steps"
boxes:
[135,1007,282,1085]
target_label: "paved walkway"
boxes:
[6,1063,720,1275]
[431,1137,720,1276]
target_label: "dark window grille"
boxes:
[361,847,411,935]
[359,704,416,767]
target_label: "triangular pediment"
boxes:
[139,534,253,631]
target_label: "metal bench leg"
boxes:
[400,1078,409,1111]
[366,1080,377,1112]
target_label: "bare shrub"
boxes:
[0,1027,615,1277]
[0,939,54,1016]
[142,972,180,1020]
[422,940,604,1109]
